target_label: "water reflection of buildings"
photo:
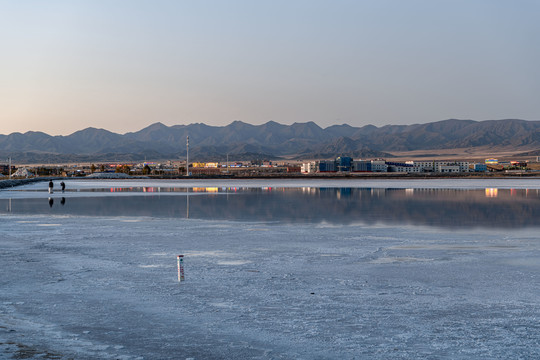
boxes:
[59,185,540,202]
[2,186,538,228]
[192,187,219,193]
[485,188,498,198]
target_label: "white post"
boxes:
[177,255,181,282]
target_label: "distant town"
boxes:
[2,155,540,179]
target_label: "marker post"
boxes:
[177,255,184,282]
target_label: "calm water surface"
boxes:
[2,184,539,228]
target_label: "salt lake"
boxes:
[1,178,539,359]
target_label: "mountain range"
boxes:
[1,119,539,163]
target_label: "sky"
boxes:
[1,0,539,136]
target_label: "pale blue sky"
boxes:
[1,0,539,135]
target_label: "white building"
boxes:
[301,162,318,174]
[438,165,461,173]
[406,161,435,172]
[405,160,470,173]
[370,160,388,172]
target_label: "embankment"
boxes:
[0,178,59,189]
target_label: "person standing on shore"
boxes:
[48,180,54,194]
[60,181,65,193]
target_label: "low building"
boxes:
[319,160,336,172]
[336,157,353,172]
[387,163,414,173]
[0,164,12,175]
[473,163,487,172]
[439,165,461,173]
[406,161,434,172]
[352,160,371,172]
[301,162,318,174]
[409,160,470,173]
[510,161,527,168]
[371,160,388,172]
[287,166,301,173]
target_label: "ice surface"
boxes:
[1,179,539,359]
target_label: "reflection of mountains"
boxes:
[4,188,539,228]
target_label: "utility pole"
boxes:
[8,157,11,179]
[186,136,189,177]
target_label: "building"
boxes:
[386,162,416,173]
[301,162,318,174]
[510,161,527,168]
[319,160,337,172]
[473,163,487,172]
[371,160,388,172]
[352,160,371,172]
[438,165,461,173]
[405,160,470,173]
[406,161,434,172]
[304,157,471,174]
[336,157,353,172]
[0,164,12,175]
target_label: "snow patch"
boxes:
[217,260,252,265]
[370,257,434,264]
[138,265,167,268]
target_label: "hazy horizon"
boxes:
[1,0,539,136]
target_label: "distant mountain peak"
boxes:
[70,127,115,136]
[230,120,249,125]
[140,122,169,130]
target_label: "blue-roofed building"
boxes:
[474,163,487,172]
[353,160,372,172]
[319,160,337,172]
[336,157,353,172]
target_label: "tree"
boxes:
[115,165,130,174]
[143,165,152,175]
[90,164,96,173]
[100,164,105,172]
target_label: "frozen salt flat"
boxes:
[1,179,539,359]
